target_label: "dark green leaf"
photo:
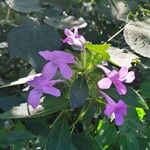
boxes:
[46,117,71,150]
[72,133,99,150]
[0,96,25,111]
[140,77,150,98]
[70,76,89,109]
[8,20,61,71]
[95,123,118,148]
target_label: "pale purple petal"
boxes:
[115,113,124,126]
[42,86,61,97]
[28,89,43,109]
[39,51,54,61]
[108,70,119,79]
[71,38,83,48]
[78,35,86,43]
[97,65,111,76]
[42,62,58,80]
[118,66,128,81]
[100,91,116,104]
[59,63,73,79]
[64,28,74,36]
[113,80,127,95]
[116,100,127,116]
[104,104,116,117]
[63,37,73,45]
[124,71,135,83]
[57,51,75,64]
[98,77,112,89]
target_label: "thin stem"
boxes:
[27,103,31,115]
[106,26,125,43]
[6,7,11,21]
[50,111,64,128]
[71,105,88,134]
[81,45,87,70]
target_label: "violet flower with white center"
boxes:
[39,50,76,80]
[63,28,86,50]
[100,91,127,126]
[97,65,135,95]
[27,75,63,109]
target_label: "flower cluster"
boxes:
[97,65,135,125]
[27,50,75,108]
[27,27,135,126]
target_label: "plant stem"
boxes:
[106,26,125,43]
[50,110,64,128]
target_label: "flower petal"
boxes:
[104,104,116,117]
[57,51,75,64]
[39,51,54,61]
[97,65,111,76]
[115,113,124,126]
[98,77,112,89]
[118,66,128,81]
[64,28,74,36]
[116,100,128,116]
[42,62,58,80]
[124,71,135,83]
[100,91,116,104]
[28,89,43,109]
[71,38,83,48]
[42,86,61,97]
[113,80,127,95]
[59,63,73,79]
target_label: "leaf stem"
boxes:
[106,26,125,43]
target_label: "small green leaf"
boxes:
[85,43,110,60]
[46,117,71,150]
[0,96,68,119]
[70,76,89,109]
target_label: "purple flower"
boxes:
[100,91,127,126]
[27,75,62,108]
[39,50,76,80]
[63,28,86,50]
[98,65,135,95]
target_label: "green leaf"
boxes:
[72,133,99,150]
[8,20,61,71]
[95,123,118,148]
[23,118,50,137]
[0,130,34,144]
[105,86,148,109]
[70,76,89,109]
[5,0,43,13]
[0,96,68,119]
[46,117,71,150]
[85,43,110,60]
[140,77,150,98]
[0,96,25,111]
[0,121,34,144]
